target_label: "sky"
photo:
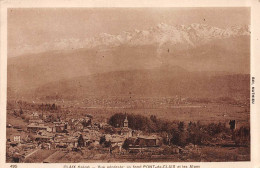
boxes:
[8,7,250,57]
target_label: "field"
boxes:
[58,101,249,127]
[7,100,249,125]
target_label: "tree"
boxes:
[171,128,187,147]
[234,126,250,146]
[19,108,23,116]
[150,115,157,122]
[122,138,130,151]
[104,140,111,148]
[187,122,204,146]
[51,103,56,110]
[104,126,116,134]
[78,134,85,147]
[49,114,58,122]
[82,119,92,127]
[229,120,236,131]
[161,131,171,145]
[178,122,185,132]
[99,136,106,145]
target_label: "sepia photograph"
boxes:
[2,4,255,166]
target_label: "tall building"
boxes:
[123,116,128,128]
[120,116,132,138]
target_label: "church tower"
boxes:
[124,116,128,128]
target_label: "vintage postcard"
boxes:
[0,0,260,168]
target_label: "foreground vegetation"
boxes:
[110,113,250,147]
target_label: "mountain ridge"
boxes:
[9,23,250,57]
[7,23,250,100]
[8,67,250,100]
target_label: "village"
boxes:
[6,98,250,163]
[6,108,171,163]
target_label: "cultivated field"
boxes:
[60,102,249,127]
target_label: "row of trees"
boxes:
[109,113,250,147]
[109,113,178,133]
[12,108,24,117]
[171,121,249,147]
[39,103,60,111]
[168,121,227,146]
[8,100,61,112]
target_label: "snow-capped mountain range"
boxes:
[10,23,250,57]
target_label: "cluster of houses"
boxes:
[7,112,163,162]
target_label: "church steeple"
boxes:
[124,116,128,128]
